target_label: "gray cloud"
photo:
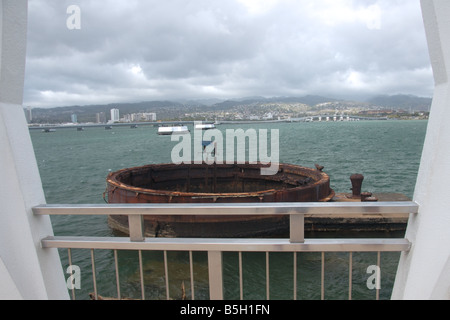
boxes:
[24,0,434,107]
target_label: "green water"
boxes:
[30,120,428,300]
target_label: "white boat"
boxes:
[194,123,216,130]
[158,126,190,135]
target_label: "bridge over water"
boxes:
[290,114,388,122]
[28,121,200,131]
[29,115,387,131]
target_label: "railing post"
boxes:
[208,251,224,300]
[290,214,305,243]
[129,215,145,242]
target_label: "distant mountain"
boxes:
[28,94,432,124]
[30,100,191,123]
[210,95,338,109]
[176,98,225,106]
[269,95,340,106]
[367,94,432,111]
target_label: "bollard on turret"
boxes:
[349,174,364,199]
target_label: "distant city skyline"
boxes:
[25,93,431,125]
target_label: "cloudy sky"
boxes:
[24,0,434,108]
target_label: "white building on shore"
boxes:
[109,108,119,123]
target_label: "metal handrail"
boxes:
[34,201,417,243]
[34,201,418,300]
[33,201,418,216]
[41,236,412,252]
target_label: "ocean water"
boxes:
[30,120,428,300]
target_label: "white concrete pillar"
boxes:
[392,0,450,300]
[0,0,69,299]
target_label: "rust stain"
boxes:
[106,163,335,237]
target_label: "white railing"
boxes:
[33,201,418,300]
